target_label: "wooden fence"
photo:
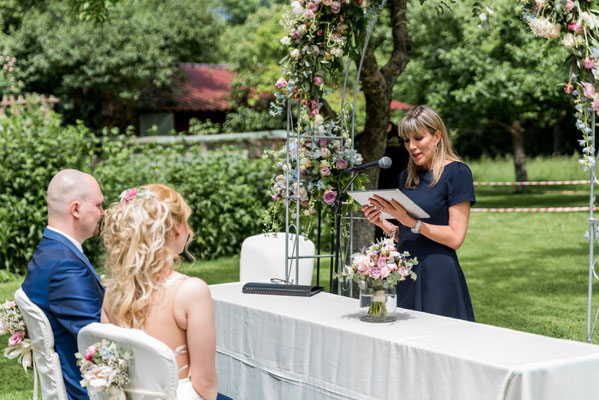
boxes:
[0,93,60,116]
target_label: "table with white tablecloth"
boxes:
[210,282,599,400]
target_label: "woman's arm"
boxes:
[368,196,471,250]
[177,278,218,400]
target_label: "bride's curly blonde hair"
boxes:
[101,184,194,329]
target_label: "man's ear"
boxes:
[70,201,81,219]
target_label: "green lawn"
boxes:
[2,155,599,398]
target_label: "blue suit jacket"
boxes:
[22,228,105,400]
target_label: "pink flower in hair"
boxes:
[120,188,138,203]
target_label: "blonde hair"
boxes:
[101,184,194,329]
[398,105,462,189]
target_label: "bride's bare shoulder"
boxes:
[176,276,211,302]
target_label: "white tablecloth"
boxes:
[210,282,599,400]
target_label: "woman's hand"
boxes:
[368,195,416,229]
[361,204,385,228]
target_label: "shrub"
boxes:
[0,108,275,274]
[0,106,95,273]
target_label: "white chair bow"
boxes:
[240,233,315,285]
[14,288,68,400]
[77,323,179,399]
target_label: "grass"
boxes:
[1,155,599,398]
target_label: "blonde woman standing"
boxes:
[101,184,218,399]
[363,105,476,321]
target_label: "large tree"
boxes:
[395,0,571,185]
[3,0,224,130]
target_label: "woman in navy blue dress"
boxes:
[363,105,475,321]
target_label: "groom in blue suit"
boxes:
[22,169,106,400]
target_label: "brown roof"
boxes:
[152,64,236,112]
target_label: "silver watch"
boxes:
[411,219,421,234]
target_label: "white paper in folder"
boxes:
[348,189,430,219]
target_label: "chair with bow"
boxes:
[240,233,316,285]
[14,288,68,400]
[77,322,179,399]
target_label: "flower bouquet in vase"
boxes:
[341,238,417,323]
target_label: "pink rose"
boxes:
[377,256,389,268]
[8,331,25,347]
[369,267,381,279]
[566,0,575,11]
[306,2,318,10]
[314,76,324,87]
[380,266,390,278]
[330,0,341,13]
[398,266,408,277]
[275,77,288,88]
[582,81,596,99]
[290,49,300,58]
[583,57,596,69]
[320,147,330,158]
[319,138,327,147]
[335,159,348,170]
[84,345,97,361]
[322,189,337,206]
[320,166,331,176]
[568,21,584,35]
[357,265,369,275]
[120,187,137,203]
[593,99,599,113]
[305,10,315,19]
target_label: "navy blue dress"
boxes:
[395,162,476,321]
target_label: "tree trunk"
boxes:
[509,120,528,193]
[352,0,413,251]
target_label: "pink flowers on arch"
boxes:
[582,81,596,99]
[322,189,337,205]
[275,78,288,88]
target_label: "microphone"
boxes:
[344,156,392,173]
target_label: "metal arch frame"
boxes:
[284,1,388,291]
[588,112,599,343]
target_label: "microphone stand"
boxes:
[332,171,362,294]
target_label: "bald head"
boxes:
[47,169,105,243]
[47,169,95,218]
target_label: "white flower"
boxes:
[562,33,575,49]
[290,48,300,58]
[291,1,304,16]
[0,319,8,336]
[535,0,546,8]
[83,365,116,391]
[330,47,344,57]
[527,17,554,38]
[280,36,291,46]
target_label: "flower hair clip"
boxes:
[119,187,154,203]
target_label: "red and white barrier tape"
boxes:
[473,180,590,186]
[471,206,599,213]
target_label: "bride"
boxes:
[100,184,218,400]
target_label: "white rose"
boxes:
[291,1,304,16]
[562,33,575,49]
[290,48,300,58]
[280,36,291,46]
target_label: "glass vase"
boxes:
[359,286,397,323]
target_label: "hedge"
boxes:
[0,107,275,274]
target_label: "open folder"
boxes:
[348,189,430,219]
[242,282,324,297]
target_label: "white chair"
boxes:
[240,233,315,285]
[77,322,179,399]
[14,288,69,400]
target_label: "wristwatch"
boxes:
[411,219,422,234]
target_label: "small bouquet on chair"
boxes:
[76,339,133,400]
[340,238,418,322]
[0,299,32,371]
